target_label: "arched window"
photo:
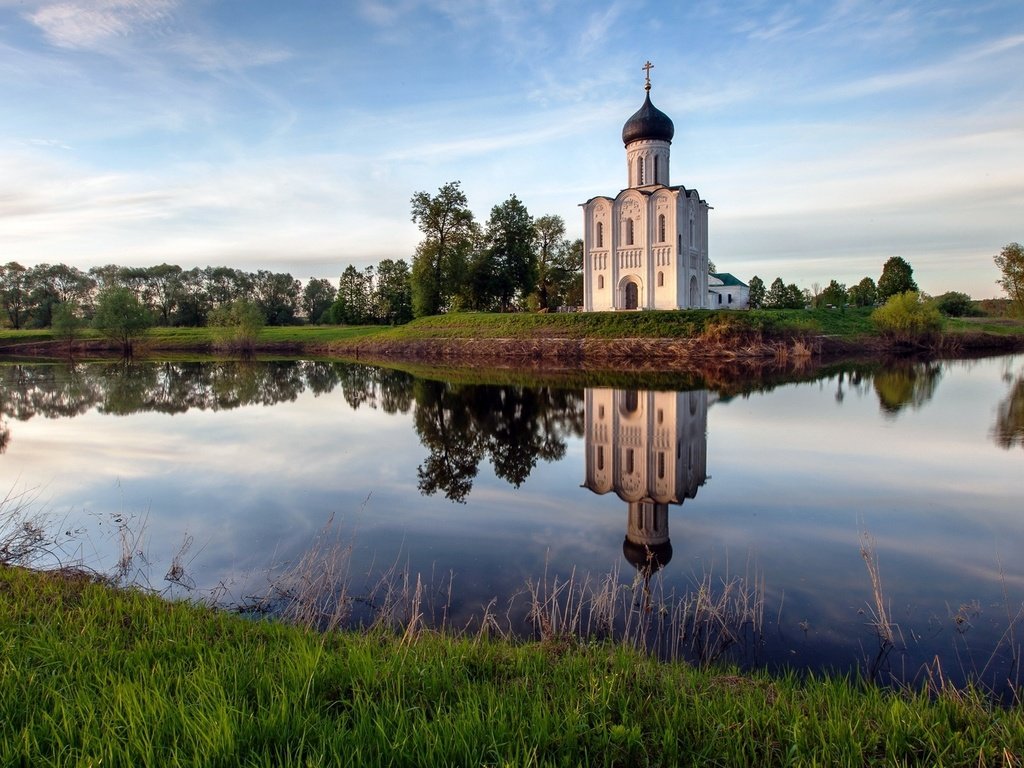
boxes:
[625,448,635,475]
[678,234,682,254]
[625,218,634,246]
[689,218,695,247]
[596,446,604,471]
[653,155,659,185]
[657,452,665,480]
[657,271,664,287]
[624,390,639,413]
[596,221,603,248]
[636,156,644,185]
[597,275,604,290]
[658,214,666,242]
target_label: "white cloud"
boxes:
[26,0,177,50]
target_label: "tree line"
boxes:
[409,181,583,317]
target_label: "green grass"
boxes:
[2,565,1021,767]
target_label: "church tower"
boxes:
[582,62,711,312]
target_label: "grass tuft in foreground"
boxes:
[2,565,1021,767]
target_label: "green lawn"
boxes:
[2,566,1021,767]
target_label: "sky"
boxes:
[1,0,1022,298]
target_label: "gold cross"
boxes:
[642,60,654,91]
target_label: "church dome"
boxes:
[621,92,674,146]
[622,537,673,572]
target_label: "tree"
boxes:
[252,270,300,325]
[747,276,766,309]
[871,291,942,343]
[819,280,848,308]
[92,287,152,357]
[51,302,83,356]
[474,194,536,312]
[765,278,788,309]
[331,265,373,324]
[373,259,413,325]
[302,278,336,324]
[145,264,183,325]
[410,181,477,317]
[0,262,30,329]
[877,257,918,301]
[995,242,1024,317]
[553,238,584,308]
[848,277,877,307]
[533,214,565,310]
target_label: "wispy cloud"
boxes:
[25,0,177,50]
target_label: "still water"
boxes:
[2,356,1022,690]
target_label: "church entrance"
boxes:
[624,281,639,310]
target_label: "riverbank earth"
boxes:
[2,309,1023,369]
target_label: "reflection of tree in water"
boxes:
[993,375,1024,450]
[872,363,942,416]
[0,361,416,446]
[413,380,585,502]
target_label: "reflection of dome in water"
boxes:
[622,537,673,572]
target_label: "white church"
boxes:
[582,64,742,312]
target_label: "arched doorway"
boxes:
[689,275,699,307]
[625,281,639,310]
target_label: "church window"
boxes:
[653,155,660,185]
[658,214,666,242]
[625,218,634,246]
[657,271,664,288]
[728,293,733,304]
[718,293,723,305]
[598,275,604,290]
[678,234,682,255]
[657,409,663,425]
[657,452,665,480]
[599,405,605,419]
[625,448,635,475]
[597,446,604,471]
[636,156,644,185]
[596,221,603,248]
[689,218,695,247]
[624,390,639,413]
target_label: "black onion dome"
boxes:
[622,538,673,573]
[621,92,674,146]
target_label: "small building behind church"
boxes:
[708,272,749,310]
[581,66,712,312]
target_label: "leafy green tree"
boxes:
[0,262,31,329]
[848,277,878,307]
[410,181,477,317]
[554,238,584,308]
[174,267,210,326]
[373,258,413,325]
[765,278,788,309]
[145,264,183,325]
[209,299,264,356]
[747,276,766,309]
[331,265,373,324]
[481,195,536,312]
[933,291,976,317]
[51,302,83,355]
[252,270,300,325]
[994,242,1024,317]
[533,214,565,310]
[871,291,941,343]
[92,287,152,357]
[877,256,918,301]
[819,279,848,308]
[302,278,336,324]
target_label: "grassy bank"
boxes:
[2,565,1021,767]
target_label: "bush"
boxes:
[208,300,265,356]
[871,291,942,343]
[933,291,979,317]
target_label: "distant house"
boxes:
[708,272,749,310]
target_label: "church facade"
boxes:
[581,66,711,312]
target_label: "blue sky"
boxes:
[1,0,1022,298]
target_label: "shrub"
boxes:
[871,291,942,343]
[209,299,265,356]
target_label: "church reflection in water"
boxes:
[582,388,709,575]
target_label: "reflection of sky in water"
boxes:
[2,355,1023,688]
